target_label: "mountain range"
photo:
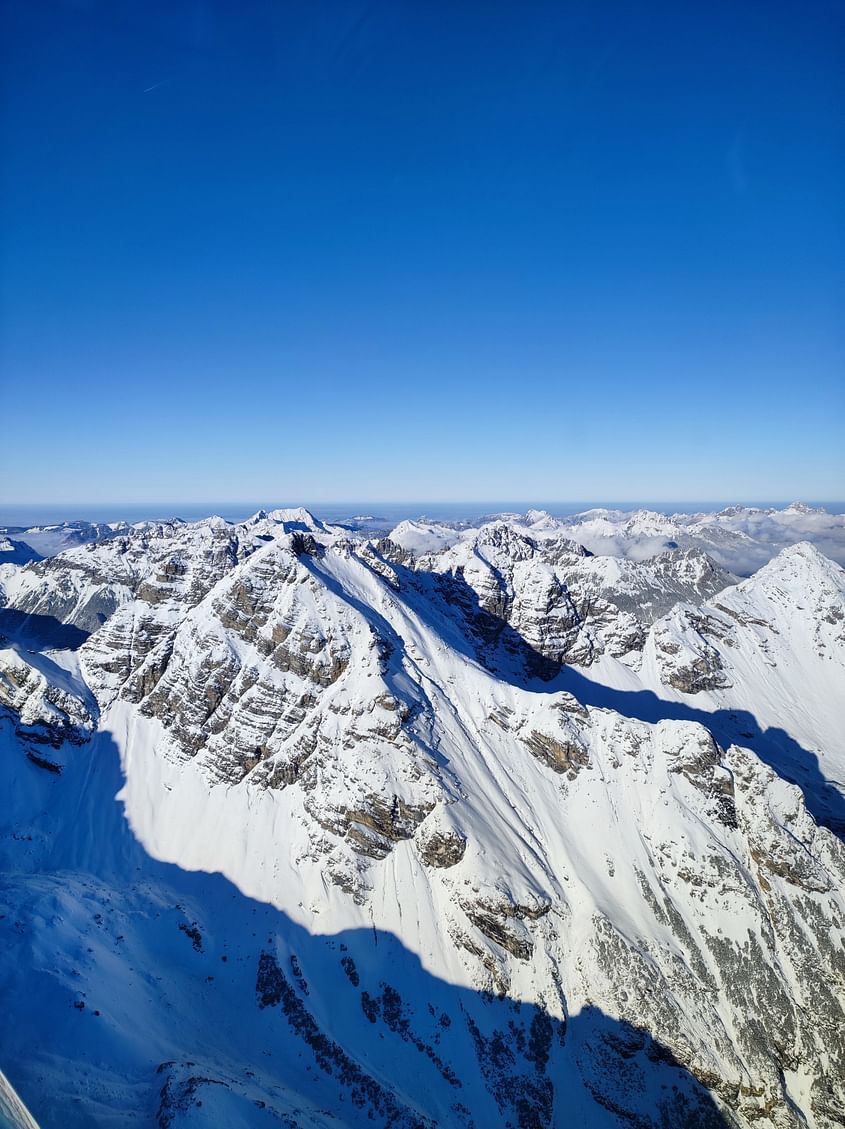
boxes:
[0,504,843,1128]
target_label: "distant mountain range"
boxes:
[4,500,844,573]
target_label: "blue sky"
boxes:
[2,1,843,504]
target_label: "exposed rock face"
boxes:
[312,793,436,861]
[651,605,734,693]
[417,826,467,868]
[409,528,735,674]
[522,729,589,776]
[458,892,552,962]
[1,513,844,1128]
[0,517,256,635]
[0,645,94,747]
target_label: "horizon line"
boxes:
[2,498,844,510]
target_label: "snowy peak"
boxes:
[632,539,845,833]
[264,506,327,533]
[523,508,559,527]
[648,540,845,668]
[748,537,844,581]
[388,518,464,555]
[464,520,539,561]
[720,540,845,626]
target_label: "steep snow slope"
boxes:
[1,512,844,1128]
[2,693,737,1129]
[568,542,845,836]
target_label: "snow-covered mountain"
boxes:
[388,503,845,574]
[1,508,843,1128]
[6,502,844,575]
[0,520,140,559]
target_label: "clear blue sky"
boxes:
[2,1,843,504]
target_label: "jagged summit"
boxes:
[784,501,827,515]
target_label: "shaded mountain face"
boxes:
[1,509,844,1129]
[0,536,42,569]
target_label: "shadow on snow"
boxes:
[0,727,731,1129]
[553,666,845,841]
[0,607,90,651]
[333,550,845,842]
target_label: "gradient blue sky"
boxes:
[2,0,843,504]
